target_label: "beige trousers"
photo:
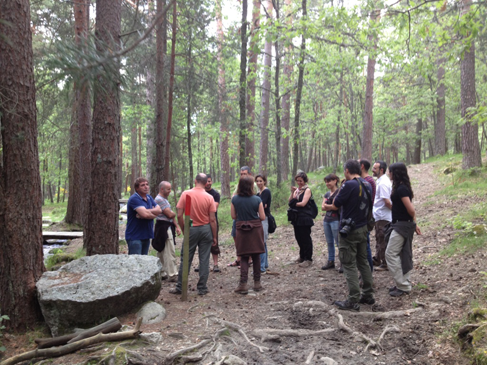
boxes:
[157,227,178,278]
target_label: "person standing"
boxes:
[205,174,221,273]
[321,174,340,270]
[125,178,162,255]
[256,174,272,274]
[372,160,392,270]
[232,176,266,294]
[153,181,181,282]
[289,171,314,268]
[385,163,421,297]
[360,159,376,272]
[170,173,217,296]
[330,160,374,311]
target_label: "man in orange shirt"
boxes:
[169,173,217,296]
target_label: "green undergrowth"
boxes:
[45,247,86,270]
[42,201,68,222]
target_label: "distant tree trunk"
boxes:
[274,0,282,186]
[281,0,292,181]
[154,0,168,194]
[0,0,45,330]
[163,0,176,180]
[186,28,194,187]
[131,123,138,194]
[66,101,83,224]
[292,0,306,177]
[238,0,248,168]
[146,0,156,193]
[258,0,273,176]
[460,0,481,169]
[361,8,380,161]
[86,0,122,256]
[413,118,422,164]
[216,0,230,197]
[57,151,62,203]
[245,0,260,171]
[435,55,446,156]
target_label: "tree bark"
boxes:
[238,0,248,168]
[274,0,282,186]
[460,0,481,169]
[435,54,446,156]
[413,118,422,164]
[130,123,138,194]
[361,8,380,161]
[292,0,307,177]
[186,28,194,185]
[217,0,230,197]
[0,0,45,330]
[85,0,122,255]
[145,0,156,194]
[258,0,273,176]
[281,0,292,181]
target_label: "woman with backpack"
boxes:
[289,171,316,268]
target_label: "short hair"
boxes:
[359,159,371,171]
[255,174,267,185]
[240,166,251,175]
[294,171,308,183]
[237,176,255,197]
[375,160,387,174]
[206,174,212,180]
[134,177,148,190]
[158,181,170,190]
[195,173,208,185]
[344,159,361,175]
[324,173,340,187]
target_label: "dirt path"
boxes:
[4,161,484,365]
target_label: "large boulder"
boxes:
[37,254,163,336]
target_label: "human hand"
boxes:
[176,227,181,236]
[415,225,422,235]
[291,186,297,193]
[212,238,217,247]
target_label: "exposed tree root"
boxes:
[336,313,379,351]
[164,339,212,364]
[252,328,334,342]
[345,307,424,319]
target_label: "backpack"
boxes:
[267,213,277,234]
[355,178,375,231]
[306,189,319,219]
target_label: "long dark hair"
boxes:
[389,163,414,199]
[237,176,255,197]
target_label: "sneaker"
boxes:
[299,260,312,268]
[358,296,376,305]
[389,288,409,297]
[234,282,249,295]
[321,260,335,270]
[213,265,221,273]
[334,300,360,312]
[169,288,182,294]
[375,264,388,271]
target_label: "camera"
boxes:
[339,218,355,238]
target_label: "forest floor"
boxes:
[3,158,487,365]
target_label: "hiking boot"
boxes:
[375,264,388,271]
[321,261,335,270]
[234,282,249,295]
[338,264,344,273]
[253,281,263,292]
[334,300,360,312]
[358,296,376,305]
[372,256,380,266]
[293,257,304,264]
[213,265,221,273]
[299,260,312,268]
[388,286,397,293]
[198,290,209,296]
[389,288,409,297]
[169,288,182,295]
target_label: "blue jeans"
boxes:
[127,239,150,255]
[323,220,339,261]
[366,232,373,272]
[260,217,269,272]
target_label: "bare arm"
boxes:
[230,203,237,220]
[296,189,311,207]
[401,196,421,235]
[384,198,392,210]
[209,211,217,246]
[177,207,185,235]
[162,207,176,219]
[289,186,297,202]
[258,202,265,221]
[135,205,161,219]
[214,202,219,210]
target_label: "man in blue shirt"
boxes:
[125,177,162,255]
[330,159,374,311]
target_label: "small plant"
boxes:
[0,313,9,352]
[414,282,429,290]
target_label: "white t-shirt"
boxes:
[373,174,392,222]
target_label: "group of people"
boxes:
[124,159,421,309]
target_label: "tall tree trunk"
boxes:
[413,118,422,164]
[245,0,260,171]
[274,0,282,186]
[146,0,156,193]
[131,123,138,194]
[281,0,292,181]
[258,0,273,176]
[57,151,62,203]
[0,0,45,330]
[216,0,230,197]
[435,54,446,155]
[361,8,380,161]
[163,0,177,179]
[238,0,248,168]
[186,28,194,186]
[86,0,122,256]
[154,0,168,194]
[460,0,481,169]
[292,0,307,177]
[66,99,83,224]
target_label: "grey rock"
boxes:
[222,355,247,365]
[140,332,163,344]
[320,357,338,365]
[37,254,163,336]
[136,301,166,324]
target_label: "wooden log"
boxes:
[35,317,122,349]
[0,319,141,365]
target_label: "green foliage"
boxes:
[45,247,86,270]
[0,313,9,353]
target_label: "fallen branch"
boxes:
[0,319,142,365]
[164,339,211,364]
[336,313,379,351]
[376,325,400,348]
[305,350,315,364]
[344,307,423,319]
[252,328,334,342]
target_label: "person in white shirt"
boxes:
[372,160,392,271]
